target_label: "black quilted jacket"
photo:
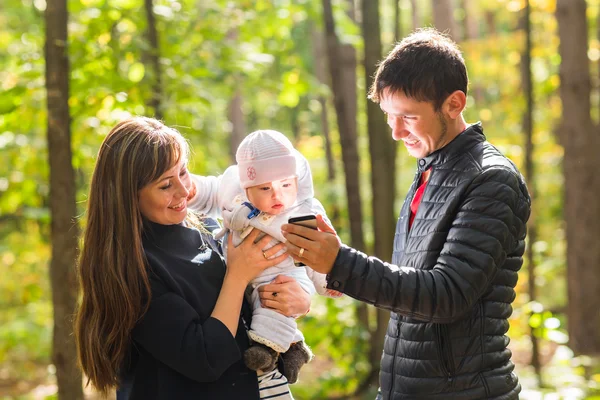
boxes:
[327,124,531,399]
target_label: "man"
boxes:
[281,29,531,399]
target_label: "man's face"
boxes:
[246,177,298,216]
[138,159,192,225]
[380,89,450,159]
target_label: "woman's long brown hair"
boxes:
[74,117,189,394]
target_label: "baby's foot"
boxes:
[244,343,278,372]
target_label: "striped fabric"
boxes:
[257,369,294,399]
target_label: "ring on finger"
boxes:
[272,292,278,297]
[263,251,268,259]
[298,247,305,257]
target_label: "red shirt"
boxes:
[409,172,429,230]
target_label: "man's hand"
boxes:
[281,214,341,274]
[258,275,311,317]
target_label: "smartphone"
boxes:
[287,215,317,267]
[288,215,317,230]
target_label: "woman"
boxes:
[74,117,310,399]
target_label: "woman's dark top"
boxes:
[119,219,259,399]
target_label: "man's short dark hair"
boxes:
[369,28,468,111]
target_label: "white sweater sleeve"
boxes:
[187,166,243,218]
[187,173,221,218]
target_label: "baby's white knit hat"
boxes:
[236,130,297,189]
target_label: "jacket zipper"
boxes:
[388,318,401,399]
[404,167,435,245]
[389,170,421,399]
[402,170,421,247]
[390,166,434,397]
[436,324,455,385]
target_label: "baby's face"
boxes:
[246,177,298,215]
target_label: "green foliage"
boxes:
[294,296,371,398]
[0,222,52,381]
[2,0,600,397]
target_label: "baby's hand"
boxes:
[325,289,343,298]
[186,180,197,201]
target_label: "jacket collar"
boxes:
[417,122,485,171]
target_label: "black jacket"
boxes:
[327,124,531,399]
[119,220,259,399]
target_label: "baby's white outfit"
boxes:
[188,149,338,353]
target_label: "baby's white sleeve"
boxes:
[310,198,332,225]
[305,267,343,298]
[187,174,221,217]
[188,165,244,219]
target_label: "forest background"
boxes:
[2,0,600,399]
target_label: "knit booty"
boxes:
[281,340,313,384]
[244,343,278,372]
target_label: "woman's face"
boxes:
[138,159,192,225]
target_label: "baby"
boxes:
[189,129,340,383]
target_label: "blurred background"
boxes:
[1,0,600,398]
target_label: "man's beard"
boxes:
[437,112,448,147]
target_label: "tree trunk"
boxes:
[462,0,482,102]
[556,0,600,356]
[360,0,395,392]
[143,0,162,120]
[323,3,370,376]
[318,97,336,181]
[226,28,245,162]
[228,89,245,162]
[484,10,497,37]
[461,0,478,41]
[342,0,370,356]
[346,0,356,23]
[311,26,336,182]
[363,0,397,272]
[520,0,542,386]
[290,105,301,140]
[394,0,402,41]
[45,0,84,398]
[432,0,457,39]
[410,0,420,30]
[322,0,366,253]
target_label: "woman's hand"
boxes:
[225,229,288,285]
[258,275,311,317]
